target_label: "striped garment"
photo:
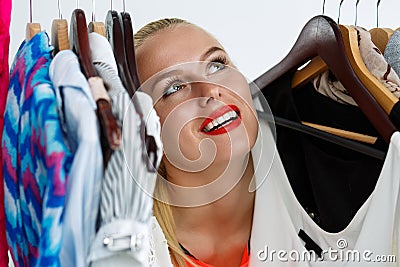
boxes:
[87,32,162,266]
[2,32,73,267]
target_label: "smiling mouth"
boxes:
[200,105,241,135]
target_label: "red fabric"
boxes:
[186,246,249,267]
[0,0,12,266]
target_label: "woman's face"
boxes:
[136,24,258,179]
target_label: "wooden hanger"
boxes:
[369,27,393,53]
[121,11,140,90]
[88,22,106,37]
[70,9,121,165]
[105,10,158,171]
[292,26,400,132]
[302,121,378,144]
[106,10,136,96]
[122,11,159,171]
[51,19,69,55]
[291,56,328,88]
[368,0,394,53]
[51,0,69,54]
[87,0,105,36]
[253,15,396,144]
[340,25,399,119]
[26,23,41,41]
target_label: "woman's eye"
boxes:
[208,62,226,74]
[164,82,186,97]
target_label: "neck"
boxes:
[171,154,255,241]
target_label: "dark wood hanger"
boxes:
[70,9,121,166]
[105,10,158,172]
[253,15,397,144]
[106,10,136,96]
[121,11,141,90]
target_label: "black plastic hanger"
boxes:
[70,9,121,166]
[106,10,158,172]
[253,15,397,144]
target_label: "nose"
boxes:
[196,82,222,107]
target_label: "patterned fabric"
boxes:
[49,50,103,267]
[2,32,72,267]
[313,26,400,105]
[0,0,12,265]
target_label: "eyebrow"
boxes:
[148,47,226,92]
[200,46,226,61]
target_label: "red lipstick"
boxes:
[199,104,241,135]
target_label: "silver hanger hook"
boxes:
[57,0,62,19]
[76,0,79,8]
[338,0,345,24]
[376,0,381,28]
[92,0,95,21]
[123,0,126,12]
[355,0,360,26]
[322,0,326,15]
[111,0,113,10]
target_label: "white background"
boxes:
[9,0,400,80]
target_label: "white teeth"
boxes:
[202,110,239,132]
[223,113,230,121]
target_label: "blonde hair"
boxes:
[134,18,197,267]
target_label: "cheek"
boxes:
[158,102,217,172]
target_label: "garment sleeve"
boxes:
[88,45,162,265]
[0,0,12,265]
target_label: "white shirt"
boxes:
[49,50,103,267]
[250,125,400,266]
[87,32,163,267]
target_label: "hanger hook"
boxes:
[355,0,360,26]
[76,0,79,8]
[322,0,326,14]
[338,0,345,24]
[57,0,62,19]
[123,0,126,12]
[92,0,95,21]
[29,0,33,23]
[376,0,381,28]
[111,0,113,10]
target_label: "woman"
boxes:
[134,18,273,267]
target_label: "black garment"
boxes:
[261,72,386,232]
